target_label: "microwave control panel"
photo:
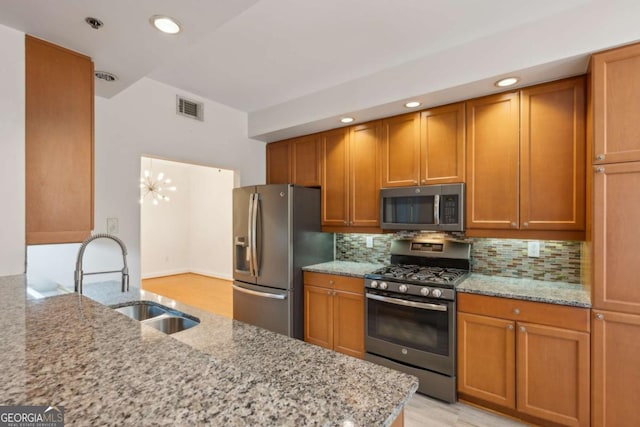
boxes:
[441,195,459,224]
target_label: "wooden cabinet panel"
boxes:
[421,103,465,184]
[458,312,516,408]
[349,121,381,227]
[592,310,640,427]
[291,135,321,187]
[304,271,363,294]
[466,92,520,230]
[593,162,640,314]
[26,36,94,244]
[592,42,640,164]
[520,77,586,231]
[380,113,421,187]
[266,140,291,184]
[304,284,333,350]
[333,290,364,359]
[321,128,350,227]
[517,322,590,427]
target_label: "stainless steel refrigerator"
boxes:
[232,184,334,339]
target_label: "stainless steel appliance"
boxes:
[380,183,464,231]
[233,184,333,339]
[364,238,471,403]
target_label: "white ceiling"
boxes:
[2,0,640,141]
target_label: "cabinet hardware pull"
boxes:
[513,308,520,315]
[523,222,528,227]
[596,154,605,161]
[595,313,604,320]
[596,167,605,174]
[507,324,514,330]
[329,280,334,285]
[511,222,517,227]
[327,290,331,295]
[421,179,426,184]
[520,326,526,333]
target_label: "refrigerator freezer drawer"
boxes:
[232,282,292,337]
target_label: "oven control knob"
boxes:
[370,280,378,289]
[420,287,430,296]
[432,289,443,298]
[379,281,388,290]
[398,284,408,293]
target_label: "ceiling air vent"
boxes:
[176,95,204,121]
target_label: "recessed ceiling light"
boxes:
[340,117,355,124]
[85,17,104,30]
[150,15,181,35]
[404,101,421,108]
[495,77,519,87]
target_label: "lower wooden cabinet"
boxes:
[592,310,640,427]
[304,272,364,359]
[458,293,590,427]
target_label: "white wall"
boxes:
[27,77,265,288]
[140,158,234,280]
[0,24,25,276]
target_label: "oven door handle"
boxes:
[366,293,448,312]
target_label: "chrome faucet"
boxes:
[74,233,129,294]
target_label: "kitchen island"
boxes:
[1,275,417,426]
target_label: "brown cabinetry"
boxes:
[592,310,640,427]
[466,77,586,239]
[321,122,381,232]
[266,135,321,186]
[266,140,290,184]
[26,36,94,245]
[458,293,590,427]
[303,272,364,359]
[380,104,465,188]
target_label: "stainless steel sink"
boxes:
[115,302,167,320]
[112,301,200,334]
[142,315,200,334]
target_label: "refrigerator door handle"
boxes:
[232,285,286,300]
[252,192,260,276]
[247,193,255,276]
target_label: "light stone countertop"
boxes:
[302,261,384,278]
[457,273,591,308]
[1,275,417,426]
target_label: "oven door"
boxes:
[365,289,455,376]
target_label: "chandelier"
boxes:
[139,168,176,205]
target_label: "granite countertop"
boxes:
[457,273,591,308]
[1,275,417,426]
[302,261,384,278]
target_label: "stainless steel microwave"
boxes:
[380,183,464,231]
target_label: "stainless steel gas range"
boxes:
[364,238,471,403]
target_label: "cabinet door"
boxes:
[465,92,520,230]
[321,128,350,227]
[421,103,465,184]
[291,135,321,187]
[516,322,590,427]
[26,36,94,244]
[592,310,640,427]
[380,113,420,187]
[593,162,640,314]
[457,312,516,408]
[592,42,640,164]
[349,121,382,227]
[520,77,586,231]
[333,290,364,359]
[304,284,333,350]
[266,140,291,184]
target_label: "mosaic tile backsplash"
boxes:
[335,232,582,284]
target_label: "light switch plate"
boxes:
[365,236,374,248]
[107,218,119,234]
[527,241,540,258]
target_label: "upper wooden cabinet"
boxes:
[321,122,381,232]
[291,135,321,187]
[380,104,465,188]
[266,140,290,184]
[466,77,586,239]
[592,42,640,164]
[26,36,94,245]
[421,103,465,184]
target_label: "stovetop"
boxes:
[368,264,468,286]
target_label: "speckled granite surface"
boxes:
[302,261,384,278]
[457,274,591,308]
[1,275,417,426]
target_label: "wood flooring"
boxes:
[141,273,233,318]
[141,273,525,426]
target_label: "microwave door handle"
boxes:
[434,194,440,225]
[251,193,259,277]
[366,293,448,312]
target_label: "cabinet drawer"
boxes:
[458,293,590,332]
[304,272,364,294]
